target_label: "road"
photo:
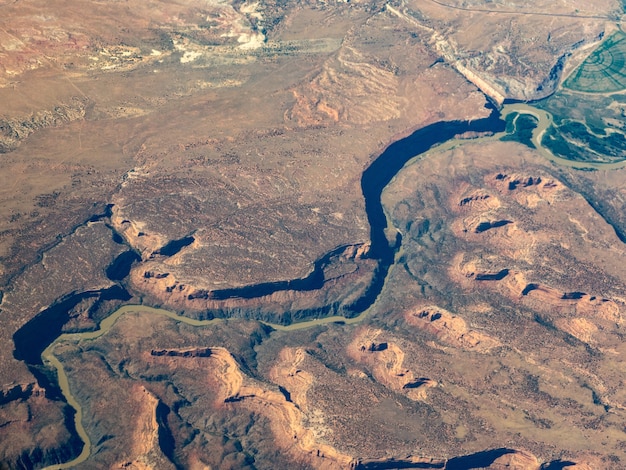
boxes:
[430,0,614,20]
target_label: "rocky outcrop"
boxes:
[128,242,377,324]
[0,99,87,153]
[0,394,83,469]
[150,346,353,469]
[150,347,213,358]
[489,173,564,207]
[446,448,540,470]
[480,449,540,469]
[113,386,175,470]
[405,306,501,353]
[347,328,438,400]
[455,258,623,345]
[269,348,315,412]
[286,44,404,126]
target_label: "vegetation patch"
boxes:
[535,90,626,163]
[541,120,626,162]
[564,31,626,93]
[501,112,538,149]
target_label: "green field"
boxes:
[564,31,626,93]
[532,31,626,164]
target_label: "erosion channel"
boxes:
[38,102,577,469]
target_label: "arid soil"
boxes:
[380,140,626,466]
[1,0,625,468]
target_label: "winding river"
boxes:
[38,100,619,469]
[41,305,375,470]
[500,104,626,170]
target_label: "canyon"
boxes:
[1,0,626,468]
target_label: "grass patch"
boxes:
[564,31,626,93]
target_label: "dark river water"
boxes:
[12,105,513,469]
[356,104,504,312]
[13,105,505,369]
[209,105,505,315]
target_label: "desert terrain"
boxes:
[1,0,626,468]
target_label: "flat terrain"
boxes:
[537,29,626,164]
[1,0,626,468]
[564,30,626,92]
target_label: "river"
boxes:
[39,100,616,469]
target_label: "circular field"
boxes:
[564,31,626,93]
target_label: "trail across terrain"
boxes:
[429,0,615,20]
